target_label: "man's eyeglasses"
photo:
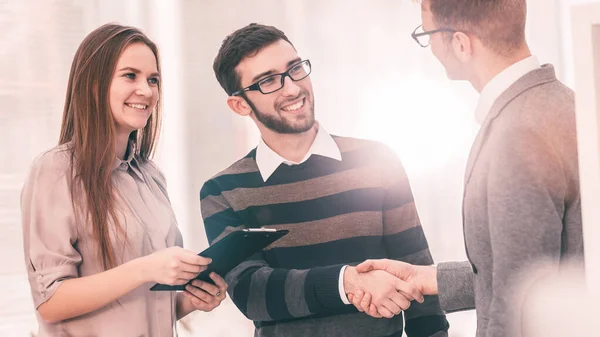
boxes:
[231,59,312,96]
[411,25,456,48]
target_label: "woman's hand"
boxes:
[139,246,211,285]
[183,272,228,312]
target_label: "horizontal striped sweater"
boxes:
[200,136,449,337]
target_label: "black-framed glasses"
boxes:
[231,59,312,96]
[411,25,456,48]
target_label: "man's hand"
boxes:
[348,290,381,318]
[347,259,437,318]
[356,259,438,295]
[344,266,424,318]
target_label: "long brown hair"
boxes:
[59,23,162,270]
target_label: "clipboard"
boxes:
[150,228,289,291]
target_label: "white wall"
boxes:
[0,2,96,335]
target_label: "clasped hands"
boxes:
[344,259,437,318]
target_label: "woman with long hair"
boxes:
[21,23,226,336]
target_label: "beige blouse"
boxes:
[21,144,183,337]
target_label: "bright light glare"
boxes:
[358,76,478,176]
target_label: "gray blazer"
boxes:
[437,65,584,337]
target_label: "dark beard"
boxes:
[244,95,315,134]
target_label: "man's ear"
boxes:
[227,95,252,117]
[452,32,473,63]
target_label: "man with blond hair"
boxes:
[351,1,584,336]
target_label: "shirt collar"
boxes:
[475,55,540,124]
[112,141,143,180]
[256,123,342,182]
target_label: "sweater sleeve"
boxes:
[200,180,347,322]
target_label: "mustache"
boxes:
[277,93,309,109]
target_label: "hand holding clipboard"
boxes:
[150,228,288,291]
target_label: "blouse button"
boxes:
[37,275,42,280]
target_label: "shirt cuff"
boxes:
[338,265,351,305]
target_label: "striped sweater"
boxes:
[200,136,449,337]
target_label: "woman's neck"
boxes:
[115,131,131,160]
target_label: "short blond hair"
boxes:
[420,0,527,56]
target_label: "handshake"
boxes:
[343,259,438,318]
